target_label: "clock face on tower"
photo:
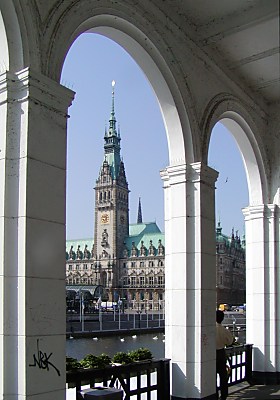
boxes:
[101,213,109,224]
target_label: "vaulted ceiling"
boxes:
[34,0,279,105]
[155,0,279,105]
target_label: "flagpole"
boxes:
[79,289,82,323]
[81,292,84,332]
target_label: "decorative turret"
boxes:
[140,241,147,256]
[76,245,82,259]
[148,240,155,256]
[158,239,165,256]
[231,227,235,245]
[241,233,246,248]
[216,221,222,236]
[137,197,143,224]
[83,245,90,259]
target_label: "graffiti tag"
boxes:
[29,339,60,376]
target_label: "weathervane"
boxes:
[111,80,116,115]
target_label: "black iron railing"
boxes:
[225,344,253,386]
[67,346,253,399]
[67,358,170,400]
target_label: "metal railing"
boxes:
[66,311,165,334]
[67,345,253,399]
[225,344,253,386]
[67,358,170,400]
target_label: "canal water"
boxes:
[66,332,165,361]
[66,329,246,400]
[66,329,246,362]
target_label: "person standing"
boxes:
[216,309,234,400]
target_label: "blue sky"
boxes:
[62,33,248,240]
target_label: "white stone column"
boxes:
[0,68,74,400]
[161,162,218,399]
[243,204,280,383]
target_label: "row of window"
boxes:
[219,264,244,272]
[99,190,111,201]
[217,275,245,286]
[123,260,164,268]
[68,263,106,271]
[67,278,102,285]
[66,276,165,288]
[129,292,164,301]
[67,260,165,271]
[219,258,245,270]
[123,276,164,286]
[129,289,164,300]
[67,264,91,271]
[98,190,128,202]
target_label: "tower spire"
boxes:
[111,81,115,112]
[137,197,143,224]
[109,80,116,133]
[103,80,122,179]
[94,82,129,262]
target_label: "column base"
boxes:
[251,371,280,385]
[171,394,216,400]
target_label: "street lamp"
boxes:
[137,303,142,329]
[97,296,102,331]
[119,277,125,313]
[118,298,122,330]
[232,315,236,340]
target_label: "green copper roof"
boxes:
[66,239,93,260]
[66,223,163,251]
[66,222,164,258]
[129,222,161,236]
[66,238,94,250]
[124,231,165,250]
[124,222,164,251]
[216,223,245,249]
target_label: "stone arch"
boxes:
[0,2,24,72]
[44,9,196,165]
[0,10,9,71]
[202,94,268,206]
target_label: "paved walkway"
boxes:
[228,382,280,399]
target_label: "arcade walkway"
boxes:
[228,383,280,399]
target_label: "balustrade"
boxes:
[67,358,170,400]
[67,345,253,399]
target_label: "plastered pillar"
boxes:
[161,162,218,399]
[0,68,74,400]
[243,204,280,383]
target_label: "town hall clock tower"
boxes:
[93,82,129,298]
